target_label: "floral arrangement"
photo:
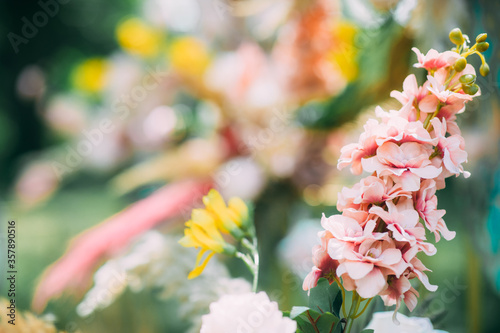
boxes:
[180,28,490,333]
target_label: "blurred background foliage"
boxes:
[1,0,500,332]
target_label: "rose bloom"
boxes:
[200,292,296,333]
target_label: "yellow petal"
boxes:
[228,197,248,225]
[191,224,224,253]
[188,251,215,279]
[178,229,199,248]
[191,209,215,224]
[203,189,227,211]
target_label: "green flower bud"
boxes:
[476,42,489,52]
[463,84,479,95]
[480,63,490,76]
[449,28,465,45]
[454,57,467,72]
[459,74,476,85]
[476,33,487,43]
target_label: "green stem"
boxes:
[353,298,373,319]
[344,292,361,333]
[242,237,259,292]
[423,104,441,130]
[334,277,347,318]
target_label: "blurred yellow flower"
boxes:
[72,58,109,93]
[168,37,211,78]
[328,21,359,82]
[203,189,249,235]
[179,189,249,278]
[116,18,162,58]
[179,209,232,279]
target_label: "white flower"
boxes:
[365,311,449,333]
[200,292,296,333]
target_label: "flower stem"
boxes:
[353,298,373,319]
[343,292,361,333]
[242,237,260,292]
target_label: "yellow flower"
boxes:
[203,189,249,236]
[72,58,109,93]
[179,207,235,279]
[327,21,359,82]
[116,18,162,58]
[168,37,211,78]
[179,189,250,278]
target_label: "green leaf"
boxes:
[360,330,374,333]
[316,312,342,333]
[308,278,343,317]
[290,306,311,319]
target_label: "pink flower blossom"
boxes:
[338,119,382,175]
[370,199,436,255]
[379,275,419,312]
[415,179,455,241]
[431,117,469,178]
[337,176,411,212]
[362,142,441,191]
[390,74,438,114]
[323,214,380,260]
[337,239,407,298]
[412,48,460,71]
[303,228,338,291]
[338,116,438,176]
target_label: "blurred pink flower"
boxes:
[32,180,211,312]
